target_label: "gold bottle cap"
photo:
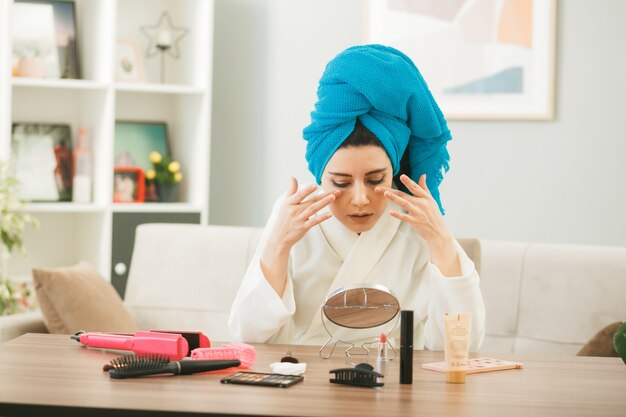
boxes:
[446,370,466,384]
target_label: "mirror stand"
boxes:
[319,312,400,364]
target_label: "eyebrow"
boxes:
[328,168,387,177]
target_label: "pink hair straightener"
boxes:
[71,330,210,360]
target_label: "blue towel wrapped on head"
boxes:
[303,44,451,214]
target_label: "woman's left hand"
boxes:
[376,174,461,277]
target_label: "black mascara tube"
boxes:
[400,310,414,384]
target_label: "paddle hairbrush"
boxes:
[108,354,240,379]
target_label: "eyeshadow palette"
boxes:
[422,357,524,374]
[221,372,304,388]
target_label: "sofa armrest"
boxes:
[0,310,48,343]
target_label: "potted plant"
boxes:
[145,151,183,202]
[0,160,39,316]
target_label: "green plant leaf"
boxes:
[1,230,14,252]
[1,159,39,304]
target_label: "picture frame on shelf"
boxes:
[116,39,145,83]
[11,123,73,201]
[114,121,170,172]
[113,167,145,203]
[365,0,557,120]
[12,0,80,79]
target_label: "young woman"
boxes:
[229,45,485,351]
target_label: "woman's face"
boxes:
[321,145,393,233]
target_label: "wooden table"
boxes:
[0,334,624,417]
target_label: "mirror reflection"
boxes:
[323,284,400,329]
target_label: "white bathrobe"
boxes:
[229,197,485,351]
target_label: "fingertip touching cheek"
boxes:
[321,145,393,234]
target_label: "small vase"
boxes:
[156,184,179,203]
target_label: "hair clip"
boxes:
[329,363,384,388]
[280,351,299,363]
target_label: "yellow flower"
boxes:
[145,169,156,180]
[146,152,183,185]
[168,161,180,173]
[149,151,162,164]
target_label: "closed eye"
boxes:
[332,176,385,188]
[331,181,350,188]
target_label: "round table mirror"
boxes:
[322,283,400,329]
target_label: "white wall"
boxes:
[210,0,362,226]
[209,0,269,226]
[210,0,626,247]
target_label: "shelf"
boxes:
[11,77,108,91]
[114,83,205,95]
[111,203,202,213]
[2,0,213,284]
[24,203,107,213]
[23,202,201,214]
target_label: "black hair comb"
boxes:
[107,354,240,379]
[329,363,384,388]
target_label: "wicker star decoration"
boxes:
[140,11,188,59]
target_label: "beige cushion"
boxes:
[479,240,528,350]
[33,261,137,334]
[124,224,262,341]
[480,240,626,355]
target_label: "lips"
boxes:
[348,213,373,223]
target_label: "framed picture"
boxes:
[365,0,557,120]
[114,121,170,172]
[12,0,80,79]
[116,39,145,82]
[11,123,73,201]
[113,167,145,203]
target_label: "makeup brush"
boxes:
[108,354,240,379]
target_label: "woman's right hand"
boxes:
[260,177,339,296]
[267,177,340,251]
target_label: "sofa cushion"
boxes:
[479,240,528,338]
[477,240,626,355]
[124,224,262,341]
[516,244,626,352]
[33,261,137,334]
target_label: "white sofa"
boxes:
[1,223,625,355]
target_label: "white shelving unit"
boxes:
[0,0,214,285]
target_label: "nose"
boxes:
[350,182,370,207]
